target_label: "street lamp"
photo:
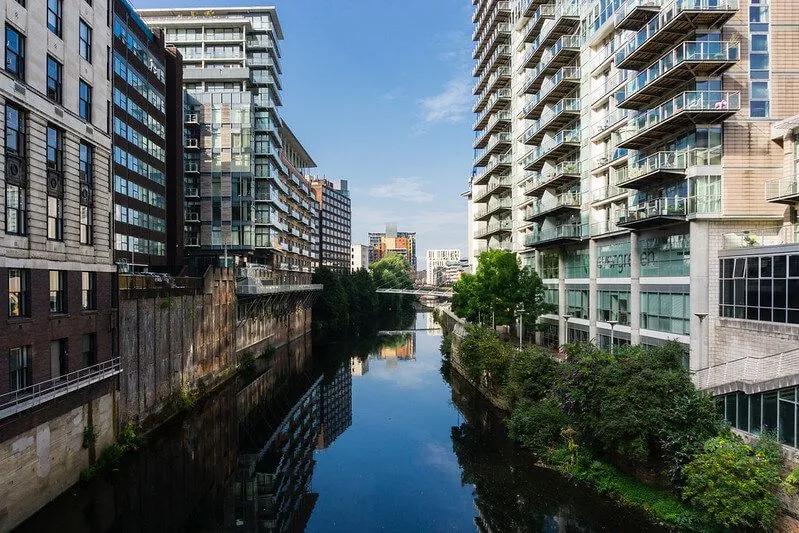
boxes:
[607,320,619,354]
[561,314,572,344]
[515,303,526,350]
[695,312,708,369]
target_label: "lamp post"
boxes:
[561,314,572,344]
[607,319,619,354]
[695,312,708,369]
[515,303,525,350]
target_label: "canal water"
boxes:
[18,312,663,532]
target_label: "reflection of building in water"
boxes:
[230,373,323,532]
[374,334,416,360]
[350,357,369,377]
[317,364,353,449]
[424,312,443,336]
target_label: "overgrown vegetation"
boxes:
[451,323,792,531]
[312,254,415,332]
[81,422,144,482]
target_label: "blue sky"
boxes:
[135,0,476,270]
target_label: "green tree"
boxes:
[451,273,488,323]
[370,253,415,316]
[504,347,558,408]
[474,249,520,326]
[311,268,350,330]
[516,266,553,333]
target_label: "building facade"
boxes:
[113,0,184,272]
[469,0,799,365]
[368,223,417,271]
[139,7,294,277]
[310,178,351,274]
[351,243,368,271]
[0,0,116,400]
[426,249,462,285]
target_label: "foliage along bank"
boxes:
[452,323,795,532]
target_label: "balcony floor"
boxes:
[525,78,580,120]
[619,108,736,150]
[617,214,686,230]
[525,234,582,249]
[616,4,661,31]
[618,168,686,190]
[525,204,580,223]
[525,171,580,196]
[524,110,580,146]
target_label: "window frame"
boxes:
[5,183,26,235]
[5,25,25,81]
[81,271,96,310]
[49,270,66,314]
[79,79,92,122]
[8,268,29,317]
[79,19,92,62]
[46,55,62,103]
[9,346,32,392]
[47,0,62,37]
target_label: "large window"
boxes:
[566,289,589,319]
[47,126,63,241]
[720,254,799,323]
[46,125,63,170]
[47,0,62,36]
[749,0,770,117]
[598,290,630,325]
[47,196,63,240]
[46,56,62,103]
[79,80,92,122]
[5,104,27,235]
[5,185,25,235]
[5,25,24,81]
[8,269,28,317]
[49,270,66,313]
[79,143,94,244]
[9,346,31,392]
[81,333,96,367]
[79,19,92,62]
[641,291,690,335]
[564,249,589,278]
[720,387,799,448]
[81,271,95,310]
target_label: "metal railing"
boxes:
[474,220,513,239]
[765,176,799,202]
[721,224,799,250]
[0,358,121,420]
[627,150,687,181]
[693,348,799,392]
[623,90,741,139]
[525,224,585,246]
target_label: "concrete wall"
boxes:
[0,390,116,531]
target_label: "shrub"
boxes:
[440,333,452,358]
[504,347,557,408]
[683,434,782,531]
[82,425,97,449]
[508,398,568,454]
[239,350,255,378]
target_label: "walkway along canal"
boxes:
[18,312,663,532]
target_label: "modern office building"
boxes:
[426,249,462,285]
[0,0,117,405]
[113,0,184,272]
[310,178,351,274]
[351,243,368,271]
[139,7,291,276]
[469,0,799,367]
[368,223,417,271]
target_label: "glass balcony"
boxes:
[473,23,511,66]
[524,223,584,248]
[474,219,513,239]
[474,198,513,221]
[473,66,511,97]
[517,3,579,71]
[620,41,739,110]
[524,160,581,196]
[721,224,799,250]
[765,176,799,204]
[617,196,687,229]
[615,0,662,31]
[520,4,555,44]
[591,183,626,204]
[619,90,740,150]
[472,152,512,185]
[474,111,512,149]
[473,174,512,204]
[473,87,511,119]
[474,132,512,167]
[518,0,552,19]
[591,147,628,171]
[590,108,628,140]
[520,67,580,120]
[615,0,739,71]
[472,2,510,42]
[473,44,511,79]
[590,219,625,237]
[620,150,687,189]
[522,128,580,172]
[524,192,581,222]
[518,34,581,96]
[519,98,580,146]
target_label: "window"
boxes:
[598,290,630,325]
[9,346,31,392]
[8,269,28,317]
[47,196,63,240]
[720,253,799,323]
[5,25,24,81]
[46,56,62,103]
[6,184,25,235]
[79,80,92,121]
[541,252,559,279]
[80,143,93,244]
[46,125,62,170]
[47,0,62,36]
[81,271,96,310]
[49,270,66,313]
[51,339,68,378]
[566,289,589,319]
[79,19,92,62]
[720,387,799,449]
[81,334,96,367]
[641,292,690,335]
[749,0,770,117]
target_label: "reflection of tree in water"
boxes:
[449,368,665,533]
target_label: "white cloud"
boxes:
[419,77,472,127]
[367,177,435,203]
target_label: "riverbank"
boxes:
[436,306,799,532]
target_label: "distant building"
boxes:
[368,224,417,271]
[310,179,351,274]
[351,243,368,271]
[426,249,461,285]
[436,261,466,286]
[350,357,369,376]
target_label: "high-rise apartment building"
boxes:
[140,7,298,277]
[351,243,368,271]
[113,0,184,272]
[310,178,351,273]
[469,0,799,369]
[426,249,462,285]
[368,224,417,271]
[0,0,117,404]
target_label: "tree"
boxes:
[517,266,552,333]
[311,268,350,331]
[451,273,487,323]
[474,249,519,326]
[370,253,415,316]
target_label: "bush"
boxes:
[440,333,452,358]
[682,434,782,531]
[504,347,557,408]
[508,397,568,454]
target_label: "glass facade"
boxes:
[719,387,799,448]
[598,290,630,325]
[749,0,770,118]
[564,249,589,278]
[720,253,799,323]
[640,291,690,335]
[566,289,589,319]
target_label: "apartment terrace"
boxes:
[615,0,662,31]
[521,128,580,172]
[619,40,739,110]
[474,219,513,239]
[721,224,799,250]
[615,0,738,71]
[618,146,721,190]
[618,90,740,150]
[766,176,799,204]
[517,3,579,71]
[472,152,512,185]
[524,223,584,248]
[473,174,512,203]
[523,160,580,196]
[617,196,687,230]
[474,197,513,221]
[518,3,555,43]
[520,67,580,120]
[524,192,581,223]
[474,110,512,149]
[519,97,580,146]
[519,34,581,96]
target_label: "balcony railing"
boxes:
[591,108,628,139]
[621,40,739,108]
[722,224,799,250]
[473,174,512,203]
[474,132,512,166]
[617,196,691,227]
[524,160,581,195]
[592,147,629,170]
[474,220,513,239]
[521,67,581,119]
[524,223,584,246]
[526,192,581,220]
[765,176,799,204]
[473,87,511,119]
[520,4,556,43]
[0,358,122,420]
[520,97,580,144]
[475,198,513,220]
[472,152,512,185]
